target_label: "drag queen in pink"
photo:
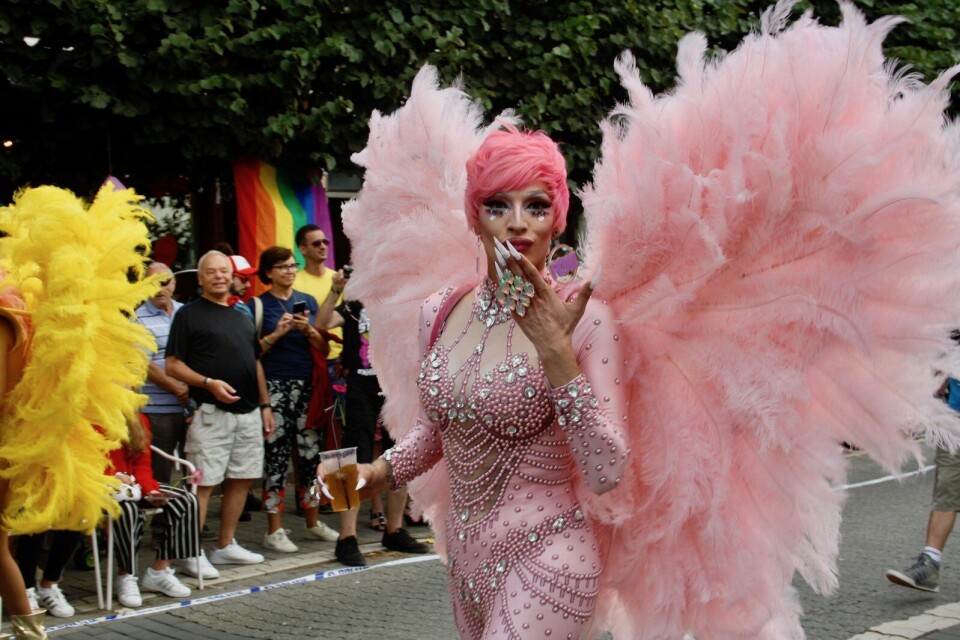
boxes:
[358,128,627,639]
[340,4,960,638]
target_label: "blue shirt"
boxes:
[135,298,183,414]
[948,378,960,412]
[250,291,319,380]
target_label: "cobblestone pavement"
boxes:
[8,444,960,639]
[52,556,456,640]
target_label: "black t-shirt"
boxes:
[167,297,260,413]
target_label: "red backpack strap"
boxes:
[429,284,474,349]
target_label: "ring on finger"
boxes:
[495,270,535,317]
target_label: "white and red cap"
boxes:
[228,255,258,277]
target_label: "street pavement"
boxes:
[9,443,960,639]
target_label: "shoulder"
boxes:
[572,295,619,348]
[419,285,472,322]
[176,299,205,317]
[296,290,319,307]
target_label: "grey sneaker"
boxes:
[886,553,941,592]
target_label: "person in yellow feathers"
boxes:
[0,185,159,640]
[0,293,45,639]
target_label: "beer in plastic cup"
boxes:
[319,447,360,512]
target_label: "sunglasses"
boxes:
[311,238,330,247]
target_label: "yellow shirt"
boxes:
[293,268,343,360]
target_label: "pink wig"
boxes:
[464,125,569,234]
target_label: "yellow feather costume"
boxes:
[0,185,159,534]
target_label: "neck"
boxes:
[304,261,326,276]
[153,299,174,314]
[202,292,229,306]
[271,284,293,299]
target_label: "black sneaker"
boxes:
[382,528,429,554]
[886,553,941,592]
[335,536,367,567]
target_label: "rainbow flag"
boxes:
[234,159,335,273]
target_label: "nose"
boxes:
[507,203,528,231]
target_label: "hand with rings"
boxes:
[491,237,600,356]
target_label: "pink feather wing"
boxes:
[582,3,960,638]
[341,66,513,556]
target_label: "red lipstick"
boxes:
[508,237,533,252]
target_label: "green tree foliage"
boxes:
[0,0,957,197]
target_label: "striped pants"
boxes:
[111,484,199,575]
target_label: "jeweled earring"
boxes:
[548,242,579,284]
[474,234,482,277]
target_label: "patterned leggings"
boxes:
[263,378,322,513]
[112,484,199,575]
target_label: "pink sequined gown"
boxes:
[387,279,628,640]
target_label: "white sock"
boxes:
[147,567,165,577]
[923,546,943,563]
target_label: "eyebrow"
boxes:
[492,190,550,198]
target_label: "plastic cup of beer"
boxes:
[319,447,360,512]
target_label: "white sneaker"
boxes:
[263,528,299,553]
[176,551,220,579]
[36,583,74,617]
[116,574,142,608]
[141,567,191,598]
[208,539,264,565]
[304,521,339,542]
[25,587,39,612]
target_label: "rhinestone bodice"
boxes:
[419,349,550,440]
[418,344,561,527]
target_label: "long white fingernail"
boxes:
[505,240,522,261]
[321,485,334,500]
[495,262,504,279]
[493,238,508,264]
[356,477,367,491]
[590,266,602,290]
[493,240,508,266]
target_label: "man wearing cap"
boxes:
[135,262,190,484]
[166,251,275,576]
[228,255,257,322]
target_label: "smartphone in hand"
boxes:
[292,300,307,315]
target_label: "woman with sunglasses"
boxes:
[252,246,340,553]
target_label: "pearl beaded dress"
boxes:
[387,279,628,640]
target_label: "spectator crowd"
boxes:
[4,223,428,633]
